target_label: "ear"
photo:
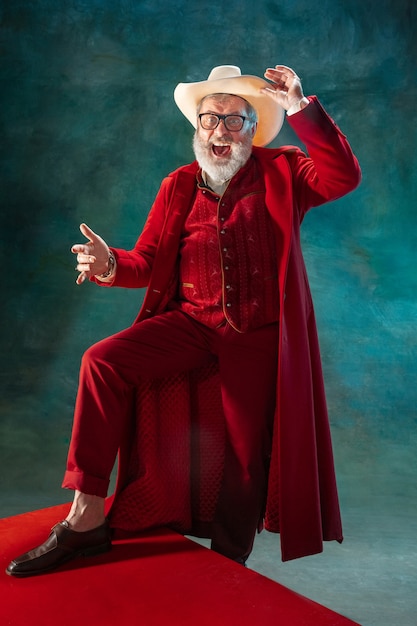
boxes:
[250,121,258,138]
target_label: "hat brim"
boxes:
[174,74,285,147]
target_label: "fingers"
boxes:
[264,66,300,91]
[74,253,97,284]
[71,223,97,255]
[76,271,88,285]
[79,222,99,243]
[71,224,97,284]
[71,224,101,251]
[265,65,299,81]
[76,254,97,269]
[71,243,92,255]
[71,223,109,285]
[262,65,305,111]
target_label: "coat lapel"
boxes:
[137,166,197,321]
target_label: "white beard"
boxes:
[192,132,253,184]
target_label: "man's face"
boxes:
[193,95,257,184]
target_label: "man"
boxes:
[7,64,361,577]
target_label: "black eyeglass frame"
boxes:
[198,113,250,131]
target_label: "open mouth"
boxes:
[212,143,231,158]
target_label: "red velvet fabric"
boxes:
[176,158,279,331]
[97,97,361,561]
[110,365,225,537]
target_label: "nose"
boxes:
[213,118,230,136]
[217,117,227,129]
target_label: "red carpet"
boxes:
[0,504,360,625]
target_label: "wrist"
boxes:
[98,252,115,278]
[286,97,310,116]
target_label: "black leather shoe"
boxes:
[6,520,112,577]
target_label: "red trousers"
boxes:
[63,311,278,560]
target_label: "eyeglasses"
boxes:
[198,113,250,132]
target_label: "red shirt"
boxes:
[175,156,279,332]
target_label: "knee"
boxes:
[81,337,113,368]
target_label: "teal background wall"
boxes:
[0,0,416,554]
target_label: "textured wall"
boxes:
[0,0,416,519]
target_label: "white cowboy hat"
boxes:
[174,65,285,147]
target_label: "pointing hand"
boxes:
[71,223,111,285]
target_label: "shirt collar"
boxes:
[201,171,229,196]
[198,153,255,196]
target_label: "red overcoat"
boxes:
[104,97,361,561]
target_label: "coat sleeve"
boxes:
[94,176,174,289]
[285,96,361,219]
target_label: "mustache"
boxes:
[193,131,252,185]
[201,136,244,148]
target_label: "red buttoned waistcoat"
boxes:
[102,97,361,562]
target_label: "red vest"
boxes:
[176,158,279,332]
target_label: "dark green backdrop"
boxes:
[1,0,416,530]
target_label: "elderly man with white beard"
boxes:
[7,64,361,577]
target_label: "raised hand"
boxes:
[71,223,111,285]
[262,65,309,112]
